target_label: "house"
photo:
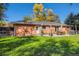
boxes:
[12,21,70,36]
[0,21,71,37]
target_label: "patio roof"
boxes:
[12,21,70,27]
[0,23,14,27]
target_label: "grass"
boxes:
[0,34,79,56]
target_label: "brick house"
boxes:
[0,21,71,37]
[12,21,70,36]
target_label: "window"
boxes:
[36,27,38,30]
[42,26,46,29]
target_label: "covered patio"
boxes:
[0,27,14,37]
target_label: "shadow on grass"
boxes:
[0,36,39,56]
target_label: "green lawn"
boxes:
[0,34,79,56]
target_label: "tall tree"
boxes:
[73,14,79,34]
[46,9,60,22]
[33,4,60,23]
[33,3,44,21]
[33,3,43,16]
[65,13,79,34]
[0,3,8,26]
[65,13,74,25]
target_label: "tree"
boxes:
[65,13,79,34]
[23,16,32,22]
[33,3,44,21]
[46,9,60,22]
[0,3,8,26]
[33,3,43,14]
[65,13,74,25]
[53,15,61,23]
[33,4,60,23]
[73,14,79,34]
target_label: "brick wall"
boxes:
[15,25,70,36]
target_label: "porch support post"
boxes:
[14,27,16,36]
[50,25,52,36]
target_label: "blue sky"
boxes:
[5,3,79,23]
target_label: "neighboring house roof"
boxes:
[12,21,70,27]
